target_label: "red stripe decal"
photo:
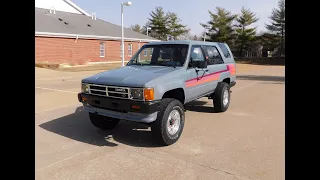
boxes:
[185,64,234,88]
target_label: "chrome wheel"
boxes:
[167,109,181,135]
[223,89,229,106]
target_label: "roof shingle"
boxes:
[35,8,158,41]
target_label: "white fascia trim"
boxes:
[35,32,161,42]
[63,0,91,16]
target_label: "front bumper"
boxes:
[78,93,160,123]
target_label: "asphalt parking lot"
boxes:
[35,64,285,180]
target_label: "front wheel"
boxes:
[212,82,231,112]
[151,98,185,146]
[89,113,120,130]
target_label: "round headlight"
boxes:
[81,84,89,93]
[130,88,143,100]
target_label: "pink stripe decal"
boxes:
[185,64,233,88]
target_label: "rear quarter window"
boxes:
[203,45,224,65]
[218,43,231,58]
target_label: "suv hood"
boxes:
[82,65,181,87]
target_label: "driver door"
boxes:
[185,45,211,101]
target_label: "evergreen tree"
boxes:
[191,35,200,41]
[166,12,188,40]
[141,22,150,35]
[200,7,237,46]
[130,24,142,33]
[148,7,169,40]
[265,0,285,56]
[235,7,259,57]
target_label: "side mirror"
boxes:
[188,57,195,68]
[189,57,207,69]
[196,60,207,69]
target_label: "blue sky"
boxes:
[72,0,279,35]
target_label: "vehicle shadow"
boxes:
[39,107,161,148]
[184,100,214,113]
[237,75,285,82]
[39,101,219,147]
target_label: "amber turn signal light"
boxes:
[144,88,154,101]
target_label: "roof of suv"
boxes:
[145,40,224,46]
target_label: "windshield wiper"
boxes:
[159,63,176,68]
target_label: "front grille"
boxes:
[108,92,129,98]
[90,85,106,91]
[90,90,105,96]
[88,84,130,100]
[107,87,129,93]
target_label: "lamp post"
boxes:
[121,1,132,67]
[203,27,208,42]
[146,27,151,36]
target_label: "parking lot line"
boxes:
[35,76,81,81]
[61,79,81,82]
[35,87,78,94]
[36,146,99,174]
[35,104,81,115]
[233,82,258,92]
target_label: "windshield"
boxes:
[127,44,189,67]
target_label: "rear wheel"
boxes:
[212,82,230,112]
[151,98,185,146]
[89,113,120,130]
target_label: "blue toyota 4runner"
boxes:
[78,40,236,146]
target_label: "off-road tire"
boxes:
[89,113,120,130]
[213,82,230,112]
[151,98,185,146]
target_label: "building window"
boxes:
[144,49,147,57]
[128,43,133,56]
[100,42,105,57]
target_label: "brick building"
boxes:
[35,0,159,65]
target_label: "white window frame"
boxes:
[128,43,133,57]
[150,48,153,57]
[144,49,147,57]
[100,42,105,57]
